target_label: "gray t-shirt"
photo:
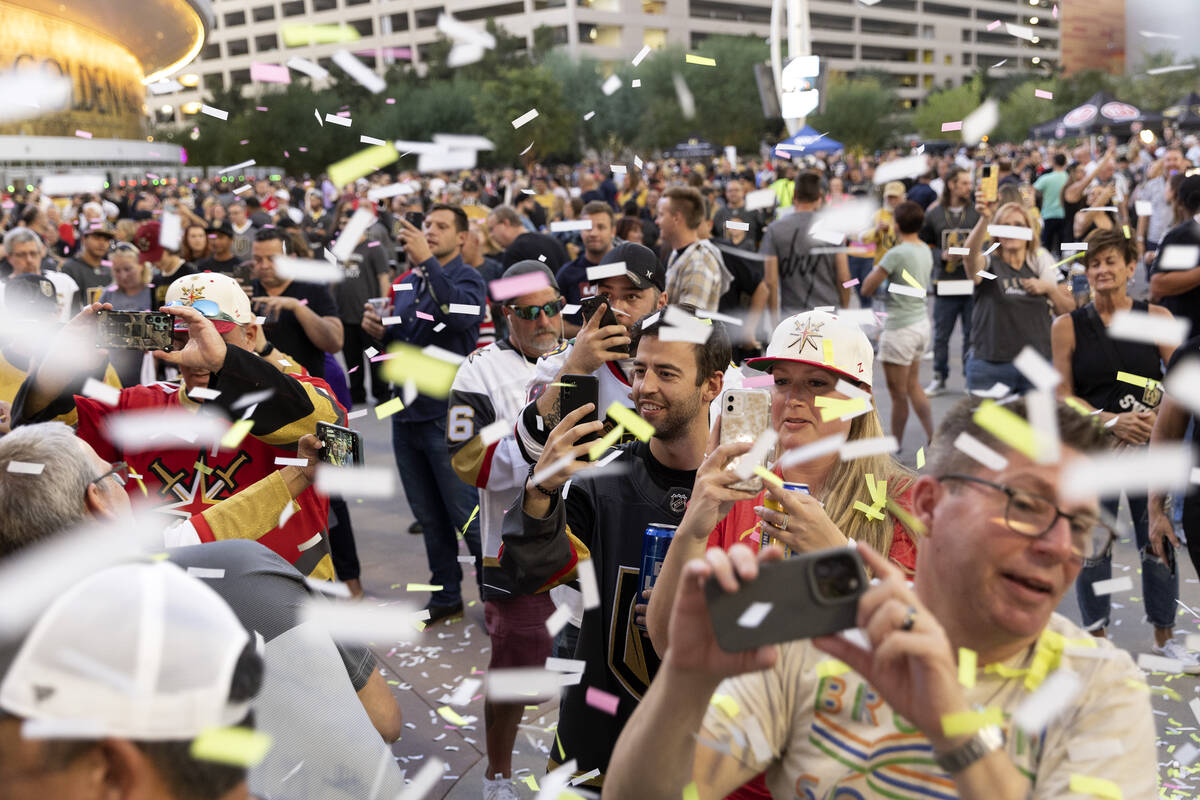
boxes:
[878,242,933,329]
[759,210,840,313]
[97,286,152,311]
[970,251,1059,363]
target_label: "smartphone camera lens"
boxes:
[727,405,734,412]
[814,554,860,600]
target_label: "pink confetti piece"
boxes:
[239,139,249,145]
[987,19,1001,30]
[741,374,775,389]
[369,352,399,362]
[299,147,308,152]
[1035,89,1053,99]
[74,129,92,139]
[386,98,396,104]
[367,240,381,247]
[255,106,269,112]
[489,270,551,301]
[1052,3,1058,19]
[416,311,435,321]
[842,278,860,288]
[250,62,291,84]
[586,686,619,715]
[941,121,963,132]
[348,366,359,374]
[284,151,290,158]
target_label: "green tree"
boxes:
[809,74,900,154]
[473,65,576,164]
[912,77,981,139]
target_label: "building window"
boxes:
[253,5,276,22]
[455,2,524,22]
[231,68,251,86]
[811,40,854,60]
[923,75,933,89]
[202,42,221,60]
[224,10,246,26]
[962,52,973,65]
[414,6,443,27]
[347,0,371,4]
[534,0,566,8]
[203,72,225,91]
[860,45,916,63]
[961,27,972,42]
[898,74,917,88]
[810,13,853,32]
[688,0,770,25]
[921,50,932,64]
[859,18,917,37]
[642,0,665,13]
[924,2,970,18]
[385,12,410,31]
[875,0,916,9]
[255,33,279,52]
[643,28,667,49]
[312,0,337,11]
[227,39,250,57]
[976,31,1010,45]
[547,25,569,44]
[922,25,935,39]
[348,18,373,35]
[580,0,619,10]
[578,24,621,46]
[690,31,710,49]
[282,1,306,16]
[944,54,952,65]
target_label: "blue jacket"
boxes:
[384,254,486,423]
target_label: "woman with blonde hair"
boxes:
[962,197,1074,394]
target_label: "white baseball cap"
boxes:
[164,271,254,333]
[0,561,252,740]
[747,309,875,387]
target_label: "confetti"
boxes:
[725,220,750,231]
[300,598,422,643]
[315,465,397,499]
[813,396,868,422]
[953,431,1009,472]
[1034,89,1054,99]
[632,44,652,66]
[39,174,105,196]
[1061,444,1193,503]
[1005,22,1035,41]
[937,280,974,296]
[550,219,594,232]
[737,601,773,628]
[250,62,291,83]
[1014,668,1081,734]
[940,121,963,132]
[74,129,92,139]
[987,224,1033,241]
[916,447,925,469]
[1068,774,1123,800]
[958,647,976,688]
[82,377,120,406]
[274,457,309,467]
[601,74,622,95]
[685,53,716,67]
[873,154,927,185]
[585,686,620,715]
[545,602,573,636]
[380,343,460,398]
[273,256,344,283]
[961,99,999,145]
[816,659,852,677]
[6,461,44,475]
[190,727,273,767]
[588,423,626,461]
[327,142,399,189]
[331,49,386,93]
[325,113,352,127]
[1147,64,1195,75]
[1158,244,1200,270]
[187,567,226,579]
[778,433,847,468]
[1013,346,1061,390]
[631,79,642,88]
[583,111,596,121]
[511,108,539,128]
[220,419,255,450]
[200,104,229,120]
[577,558,600,609]
[286,56,329,79]
[607,402,655,442]
[888,283,925,298]
[395,759,444,800]
[940,707,1003,737]
[437,13,497,49]
[487,667,565,702]
[1107,309,1190,347]
[1090,576,1133,596]
[489,270,551,300]
[839,436,898,460]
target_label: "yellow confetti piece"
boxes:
[280,22,361,46]
[972,400,1039,461]
[816,659,852,677]
[916,447,925,469]
[886,497,927,536]
[853,501,885,520]
[521,774,541,791]
[1069,773,1123,800]
[149,551,170,561]
[984,663,1029,679]
[1063,396,1091,416]
[710,693,740,718]
[958,647,977,688]
[327,142,400,190]
[1122,224,1131,239]
[556,730,566,761]
[133,474,148,496]
[220,418,255,450]
[437,705,469,726]
[1025,629,1064,690]
[813,395,867,421]
[901,268,923,288]
[193,461,212,475]
[190,726,273,767]
[460,504,479,539]
[754,466,785,488]
[380,343,460,399]
[685,53,717,66]
[683,783,701,800]
[940,707,1003,737]
[606,402,655,442]
[1115,371,1149,388]
[589,422,626,460]
[823,338,835,366]
[374,397,406,419]
[407,583,444,592]
[864,474,886,505]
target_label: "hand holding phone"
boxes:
[719,389,773,492]
[557,374,600,448]
[94,311,174,352]
[568,297,631,373]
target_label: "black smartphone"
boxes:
[95,311,174,351]
[557,374,600,448]
[705,546,868,652]
[316,421,364,467]
[404,211,425,230]
[579,295,628,356]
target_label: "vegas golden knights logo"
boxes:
[607,565,661,700]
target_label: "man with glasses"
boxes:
[12,271,347,579]
[604,396,1155,800]
[445,261,566,800]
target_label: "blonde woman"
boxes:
[647,310,919,654]
[962,197,1074,394]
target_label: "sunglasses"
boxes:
[507,297,565,321]
[165,298,224,318]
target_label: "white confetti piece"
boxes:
[946,247,972,256]
[550,219,594,232]
[961,99,998,145]
[436,13,497,49]
[937,280,975,296]
[601,75,622,95]
[778,433,848,469]
[82,377,120,406]
[105,408,230,451]
[314,465,397,498]
[545,657,586,672]
[1137,653,1183,673]
[480,419,512,447]
[359,134,385,145]
[20,718,107,739]
[511,108,539,129]
[839,436,898,460]
[1157,244,1200,270]
[6,461,44,475]
[448,677,483,706]
[1034,89,1053,100]
[233,184,253,195]
[583,111,596,121]
[545,603,572,636]
[218,159,257,175]
[448,303,480,315]
[381,316,403,326]
[569,768,602,786]
[274,457,310,467]
[486,667,565,702]
[395,758,444,800]
[1062,445,1193,502]
[1108,309,1190,347]
[987,224,1032,241]
[940,121,962,132]
[1091,576,1133,596]
[586,262,628,282]
[0,68,71,125]
[332,208,374,263]
[672,72,696,119]
[577,558,600,610]
[741,714,773,762]
[725,220,750,231]
[1014,669,1081,734]
[273,256,345,284]
[632,45,651,66]
[200,104,229,120]
[977,270,997,280]
[732,428,779,480]
[610,164,627,174]
[1135,200,1153,217]
[1005,22,1035,40]
[347,409,368,420]
[188,387,222,401]
[887,284,925,298]
[287,57,329,79]
[40,174,105,196]
[301,600,421,643]
[325,113,352,127]
[737,601,773,628]
[1147,64,1195,75]
[1013,346,1061,390]
[953,432,1009,471]
[186,567,226,579]
[297,533,323,552]
[332,49,386,93]
[873,154,927,185]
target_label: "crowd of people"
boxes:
[0,128,1197,799]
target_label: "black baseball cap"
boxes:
[594,242,665,291]
[207,220,234,238]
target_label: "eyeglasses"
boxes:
[90,461,129,489]
[507,297,565,321]
[165,298,222,319]
[938,474,1116,562]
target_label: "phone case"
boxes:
[705,547,867,652]
[579,297,627,355]
[316,422,364,467]
[720,389,773,492]
[95,311,174,352]
[558,374,600,445]
[979,166,998,203]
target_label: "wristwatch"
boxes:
[934,724,1004,774]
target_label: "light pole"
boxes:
[770,0,817,135]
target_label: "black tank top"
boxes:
[1069,300,1164,413]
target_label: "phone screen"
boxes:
[317,422,364,467]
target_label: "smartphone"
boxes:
[557,374,600,448]
[720,389,773,493]
[366,296,390,316]
[579,295,628,356]
[405,211,425,230]
[705,546,867,652]
[95,311,174,351]
[316,421,364,467]
[978,164,998,203]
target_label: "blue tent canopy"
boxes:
[773,125,844,157]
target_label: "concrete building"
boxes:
[157,0,1061,121]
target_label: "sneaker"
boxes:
[924,377,947,397]
[408,521,422,535]
[424,600,464,625]
[1152,639,1200,674]
[484,775,520,800]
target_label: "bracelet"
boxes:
[527,465,558,497]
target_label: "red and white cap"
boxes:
[746,309,874,387]
[164,272,254,333]
[0,561,251,740]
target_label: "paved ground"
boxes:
[340,321,1198,799]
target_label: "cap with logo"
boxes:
[0,561,252,741]
[164,271,254,333]
[746,309,874,387]
[134,220,165,264]
[594,242,665,291]
[883,181,906,199]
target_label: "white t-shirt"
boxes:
[702,613,1156,799]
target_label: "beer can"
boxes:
[759,482,810,558]
[637,523,677,630]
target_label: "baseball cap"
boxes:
[134,221,165,263]
[593,242,665,291]
[3,274,58,317]
[503,259,560,292]
[0,561,252,741]
[746,309,874,387]
[83,220,116,239]
[207,220,235,238]
[883,181,906,198]
[164,271,254,333]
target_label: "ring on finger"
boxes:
[900,606,917,632]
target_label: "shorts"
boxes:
[484,593,555,670]
[878,319,931,365]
